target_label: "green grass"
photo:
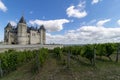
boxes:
[1,53,120,80]
[0,61,35,80]
[69,53,120,80]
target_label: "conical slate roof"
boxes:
[19,16,26,24]
[5,22,12,29]
[40,25,46,31]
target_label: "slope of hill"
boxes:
[1,53,120,80]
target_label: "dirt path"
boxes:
[34,57,76,80]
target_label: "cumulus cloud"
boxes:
[9,21,17,26]
[46,33,65,44]
[29,19,70,32]
[46,26,120,44]
[117,19,120,26]
[92,0,101,4]
[46,19,120,44]
[66,1,87,18]
[0,0,7,12]
[96,19,111,27]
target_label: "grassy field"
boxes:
[1,53,120,80]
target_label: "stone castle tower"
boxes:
[4,16,46,45]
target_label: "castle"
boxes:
[4,16,46,45]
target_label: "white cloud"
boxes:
[117,19,120,26]
[0,0,7,12]
[66,1,87,18]
[96,19,111,27]
[29,19,70,32]
[92,0,101,4]
[46,33,65,44]
[9,21,17,26]
[46,19,120,44]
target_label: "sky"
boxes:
[1,0,120,44]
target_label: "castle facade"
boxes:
[4,16,46,45]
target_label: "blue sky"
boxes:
[1,0,120,44]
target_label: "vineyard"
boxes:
[0,43,120,80]
[0,48,48,76]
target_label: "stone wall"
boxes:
[30,30,40,44]
[0,44,63,52]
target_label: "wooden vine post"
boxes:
[116,44,120,62]
[0,60,3,77]
[67,48,70,69]
[93,46,96,66]
[36,50,40,72]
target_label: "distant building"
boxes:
[4,16,46,45]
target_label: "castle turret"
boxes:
[4,22,12,44]
[39,25,46,44]
[17,16,27,45]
